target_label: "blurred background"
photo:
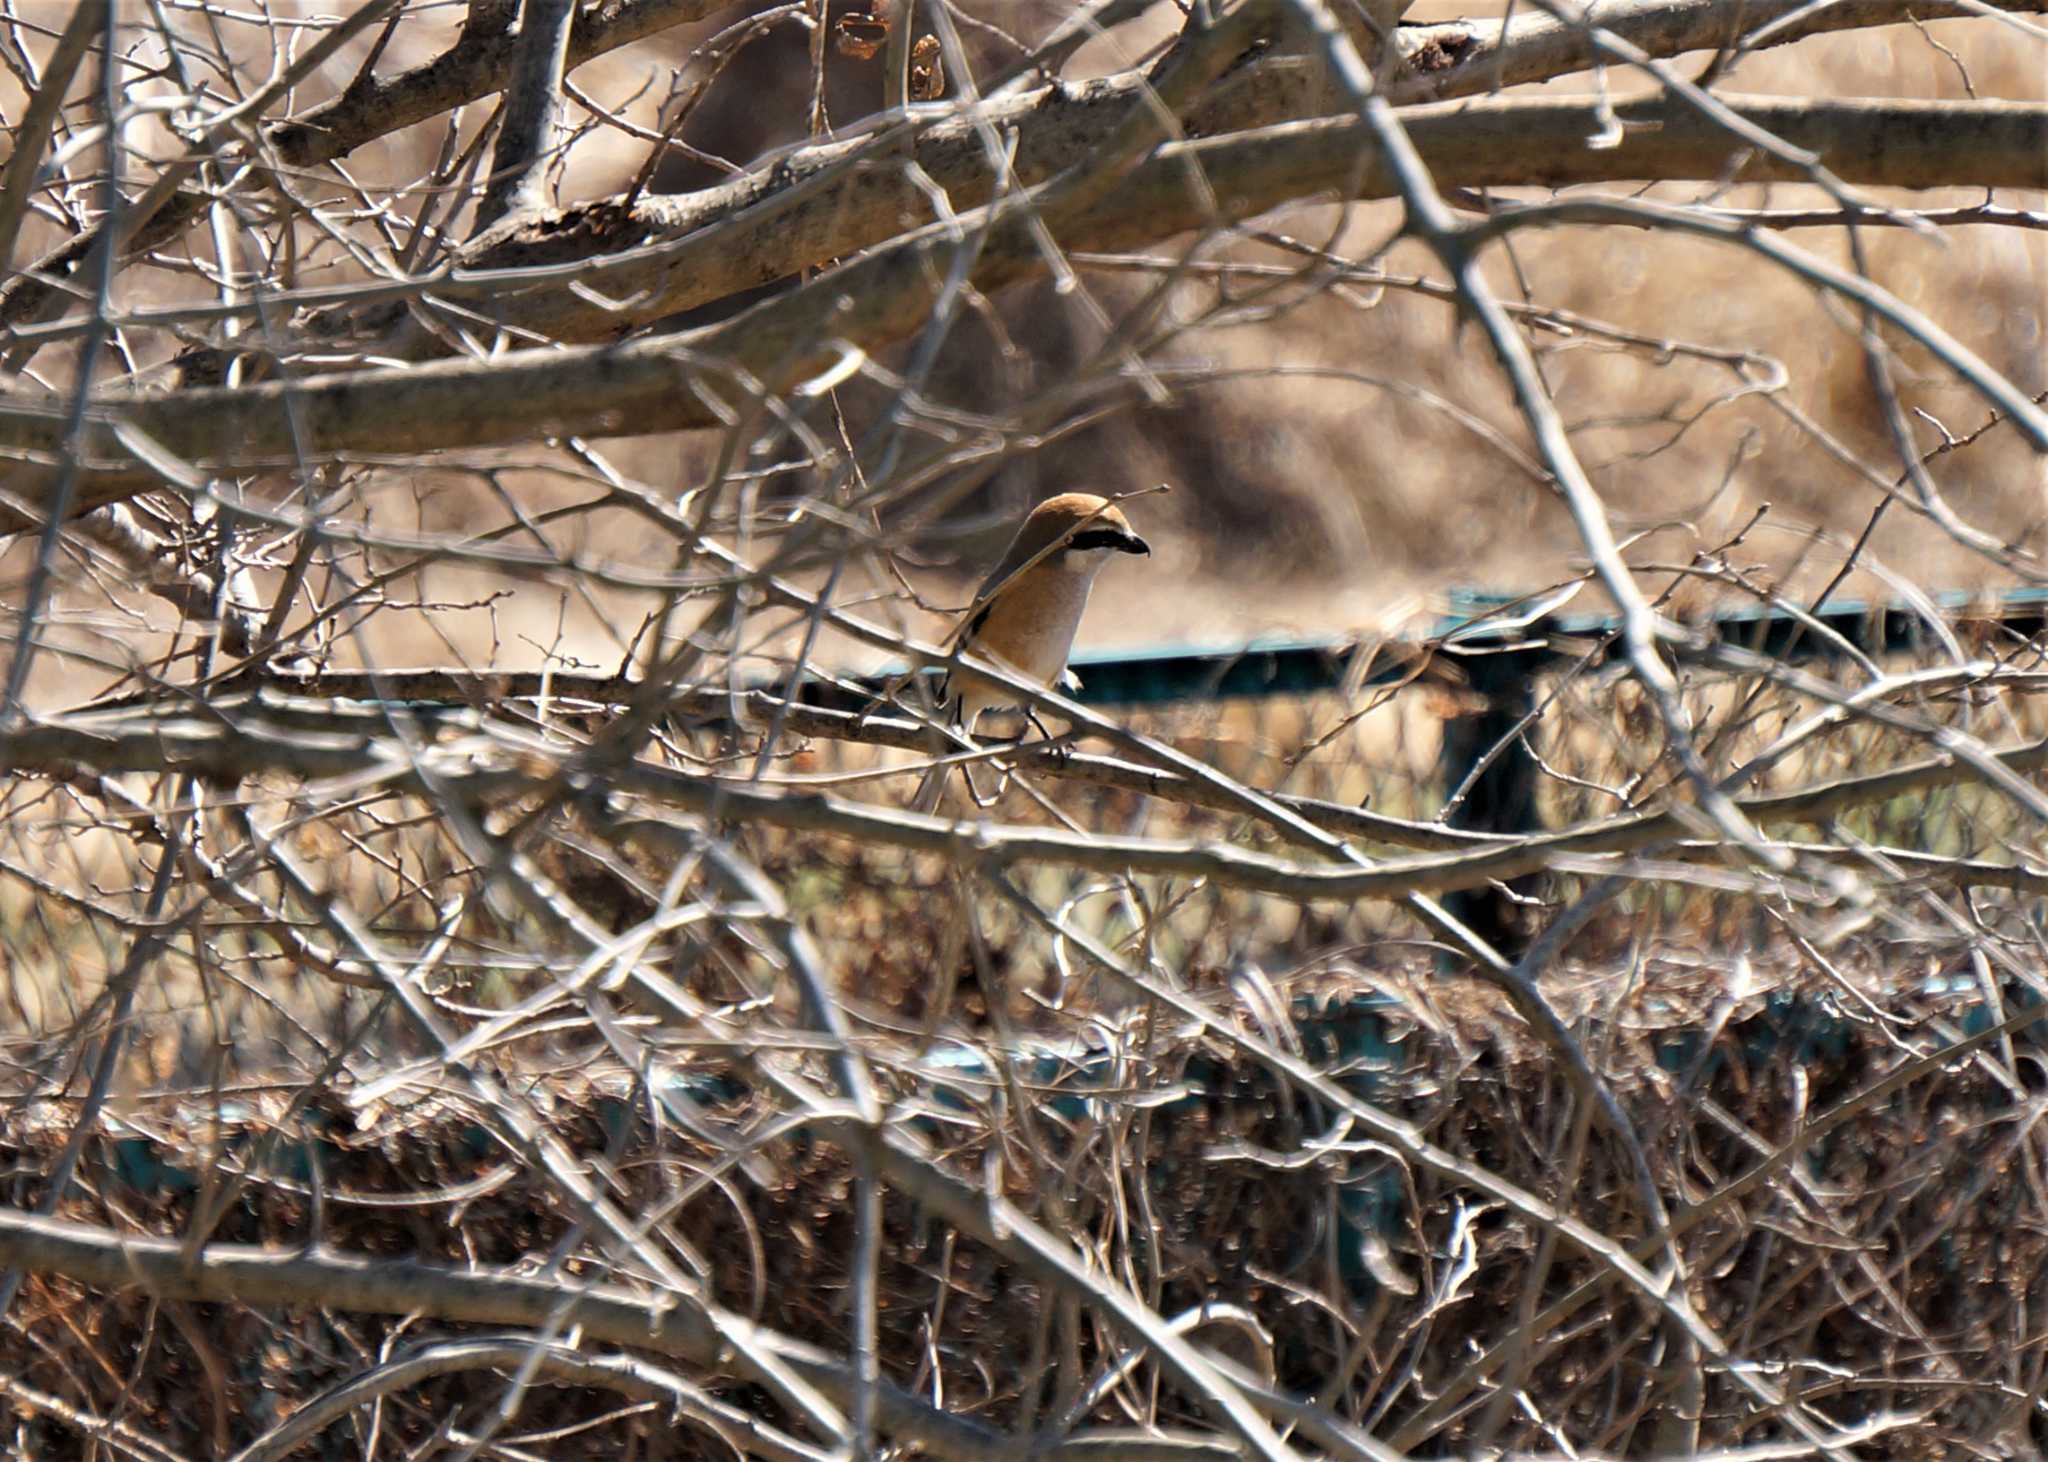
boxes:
[3,1,2033,688]
[490,0,2048,649]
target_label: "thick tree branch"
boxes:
[1384,0,2048,102]
[472,0,580,232]
[5,0,2038,354]
[3,93,2038,525]
[269,0,729,169]
[287,80,2048,361]
[0,5,104,275]
[0,0,728,334]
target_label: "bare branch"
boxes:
[1386,0,2048,101]
[8,688,2044,904]
[3,93,2038,525]
[472,0,580,234]
[0,3,2040,1451]
[0,4,102,273]
[0,0,731,335]
[231,1337,832,1462]
[275,91,2048,364]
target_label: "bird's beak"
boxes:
[1121,531,1151,556]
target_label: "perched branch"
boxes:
[0,3,2039,1451]
[7,698,2044,903]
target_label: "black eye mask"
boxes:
[1066,527,1148,554]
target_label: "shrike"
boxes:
[913,492,1151,813]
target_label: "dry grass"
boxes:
[1,936,2040,1456]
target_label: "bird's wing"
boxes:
[913,757,951,814]
[952,510,1081,644]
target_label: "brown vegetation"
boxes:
[0,0,2042,1457]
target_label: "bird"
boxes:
[912,492,1151,813]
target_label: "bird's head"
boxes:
[1017,492,1151,572]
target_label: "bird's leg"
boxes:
[944,701,1006,808]
[1021,707,1076,767]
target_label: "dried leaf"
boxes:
[834,11,888,61]
[909,33,943,100]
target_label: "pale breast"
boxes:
[953,560,1103,712]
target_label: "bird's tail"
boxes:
[914,699,971,814]
[912,758,951,815]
